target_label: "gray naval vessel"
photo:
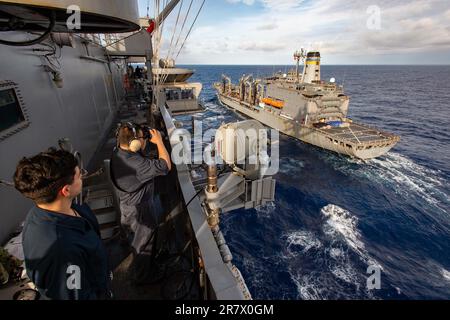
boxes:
[0,0,276,300]
[215,50,400,160]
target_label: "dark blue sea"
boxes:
[181,65,450,300]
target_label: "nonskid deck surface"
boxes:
[316,123,398,145]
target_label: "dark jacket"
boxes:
[22,204,110,300]
[110,148,169,254]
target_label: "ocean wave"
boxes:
[441,268,450,283]
[322,152,449,214]
[278,158,305,175]
[292,273,327,300]
[285,230,322,256]
[283,205,379,300]
[322,205,363,251]
[255,201,277,218]
[330,264,360,287]
[321,204,382,270]
[370,153,449,211]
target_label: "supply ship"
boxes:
[214,50,400,160]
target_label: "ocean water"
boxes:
[181,65,450,300]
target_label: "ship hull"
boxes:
[217,93,398,160]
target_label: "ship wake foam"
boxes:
[324,152,448,215]
[279,158,305,175]
[442,268,450,283]
[255,201,277,218]
[370,153,448,211]
[285,230,322,257]
[321,204,381,269]
[284,204,380,300]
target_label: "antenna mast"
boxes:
[294,49,305,83]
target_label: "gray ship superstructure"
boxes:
[0,0,275,300]
[215,51,400,160]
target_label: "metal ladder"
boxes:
[82,161,121,240]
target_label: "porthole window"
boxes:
[0,81,30,141]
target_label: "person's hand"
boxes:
[149,129,163,145]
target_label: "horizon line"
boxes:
[175,63,450,66]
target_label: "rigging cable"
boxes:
[166,0,184,62]
[172,0,194,59]
[175,0,207,59]
[160,0,194,85]
[159,0,185,86]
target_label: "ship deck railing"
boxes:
[159,102,249,300]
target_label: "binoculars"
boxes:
[140,125,153,140]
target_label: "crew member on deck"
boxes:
[110,122,171,284]
[14,149,111,300]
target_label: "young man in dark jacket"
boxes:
[110,123,171,284]
[14,149,111,300]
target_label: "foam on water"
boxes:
[370,153,448,210]
[292,274,327,300]
[324,152,448,214]
[278,158,305,175]
[330,263,359,286]
[328,247,344,259]
[255,201,277,218]
[322,205,363,251]
[283,205,379,300]
[285,230,322,256]
[321,204,382,270]
[442,268,450,282]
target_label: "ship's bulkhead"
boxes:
[0,34,125,244]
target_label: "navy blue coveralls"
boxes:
[22,204,110,300]
[110,148,169,281]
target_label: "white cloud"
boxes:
[257,22,278,31]
[167,0,450,64]
[260,0,305,10]
[226,0,256,5]
[445,9,450,20]
[239,41,286,51]
[226,0,305,10]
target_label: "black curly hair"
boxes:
[14,148,79,204]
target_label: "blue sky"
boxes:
[137,0,450,65]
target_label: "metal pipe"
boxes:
[212,226,233,264]
[206,148,220,228]
[156,0,182,25]
[207,164,218,193]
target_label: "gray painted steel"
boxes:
[0,0,140,33]
[216,93,399,160]
[0,35,125,243]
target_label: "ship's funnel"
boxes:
[0,0,140,33]
[302,51,321,84]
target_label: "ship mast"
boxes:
[293,49,305,83]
